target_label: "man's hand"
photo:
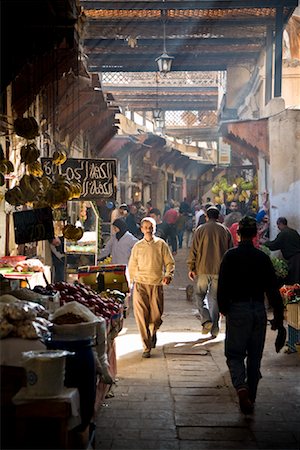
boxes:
[162,276,172,285]
[188,271,196,281]
[270,318,284,330]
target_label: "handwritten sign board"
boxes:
[41,158,117,200]
[13,207,54,244]
[218,138,231,166]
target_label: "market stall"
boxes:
[0,281,125,448]
[1,120,119,447]
[0,256,51,291]
[64,201,100,283]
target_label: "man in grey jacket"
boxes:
[187,206,233,337]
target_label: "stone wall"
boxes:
[268,109,300,236]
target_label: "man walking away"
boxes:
[162,201,179,255]
[187,206,233,338]
[128,217,175,358]
[217,216,284,414]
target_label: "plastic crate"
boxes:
[287,325,300,353]
[286,303,300,329]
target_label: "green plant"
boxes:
[271,257,288,279]
[260,246,288,279]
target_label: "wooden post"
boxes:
[265,25,273,105]
[274,7,283,98]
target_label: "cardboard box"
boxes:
[286,303,300,329]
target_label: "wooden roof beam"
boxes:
[87,51,260,62]
[84,37,266,50]
[102,86,217,94]
[113,102,217,111]
[81,1,298,10]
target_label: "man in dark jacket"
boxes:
[264,217,300,283]
[217,216,284,414]
[126,204,142,239]
[149,208,170,242]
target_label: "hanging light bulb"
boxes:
[155,10,174,74]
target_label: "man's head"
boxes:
[129,205,137,215]
[277,217,288,231]
[119,203,129,215]
[204,202,214,211]
[149,208,161,223]
[206,206,220,221]
[229,201,239,212]
[237,216,257,240]
[141,217,156,238]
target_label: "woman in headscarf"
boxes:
[99,218,138,265]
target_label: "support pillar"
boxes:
[274,7,283,97]
[265,26,273,105]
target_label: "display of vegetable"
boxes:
[47,282,123,321]
[279,284,300,304]
[210,174,258,210]
[260,245,289,279]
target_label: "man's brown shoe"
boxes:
[142,351,151,358]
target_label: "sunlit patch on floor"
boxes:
[115,330,225,359]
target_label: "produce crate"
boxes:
[287,325,300,353]
[286,302,300,329]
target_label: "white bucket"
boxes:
[22,350,71,397]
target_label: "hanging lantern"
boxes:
[153,108,163,120]
[155,52,174,74]
[155,11,174,74]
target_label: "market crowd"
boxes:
[99,196,300,415]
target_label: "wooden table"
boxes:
[13,388,81,449]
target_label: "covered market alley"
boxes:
[94,246,300,450]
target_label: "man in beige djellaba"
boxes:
[128,217,175,358]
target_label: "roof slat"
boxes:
[81,1,298,11]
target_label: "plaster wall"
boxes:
[257,155,269,206]
[282,65,300,108]
[226,66,252,109]
[268,109,300,237]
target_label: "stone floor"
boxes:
[95,246,300,450]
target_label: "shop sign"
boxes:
[13,207,54,244]
[41,158,117,200]
[218,139,231,166]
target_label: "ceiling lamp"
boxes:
[155,9,174,74]
[153,108,163,120]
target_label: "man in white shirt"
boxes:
[110,203,129,234]
[128,217,175,358]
